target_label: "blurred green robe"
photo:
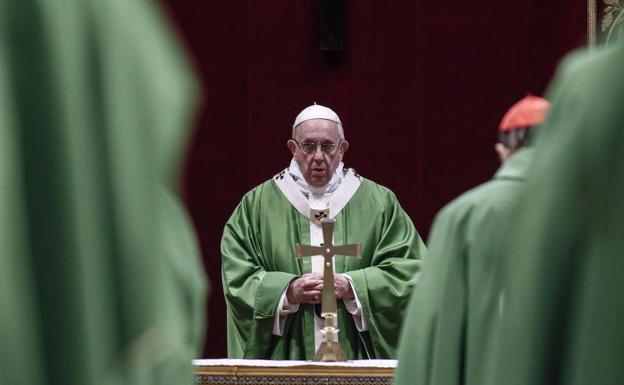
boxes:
[157,189,209,383]
[221,176,425,359]
[394,148,532,385]
[489,44,624,385]
[0,1,206,385]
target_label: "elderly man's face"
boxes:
[287,119,349,188]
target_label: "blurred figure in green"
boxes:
[394,96,550,385]
[0,1,207,385]
[488,44,624,385]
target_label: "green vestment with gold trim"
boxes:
[221,176,425,359]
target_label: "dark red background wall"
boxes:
[161,0,586,357]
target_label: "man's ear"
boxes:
[494,142,511,164]
[287,139,298,156]
[339,140,349,155]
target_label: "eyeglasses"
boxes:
[294,139,342,155]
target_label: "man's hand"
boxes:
[286,273,323,304]
[335,274,355,300]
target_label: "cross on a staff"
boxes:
[295,217,361,361]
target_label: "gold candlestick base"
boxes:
[315,339,347,362]
[314,316,347,362]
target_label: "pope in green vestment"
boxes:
[0,1,206,385]
[487,44,624,385]
[394,95,550,385]
[221,105,425,360]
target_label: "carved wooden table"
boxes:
[194,359,396,385]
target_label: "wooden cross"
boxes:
[295,218,361,361]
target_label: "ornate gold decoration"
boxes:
[601,0,624,44]
[589,0,624,47]
[196,364,394,385]
[589,0,598,48]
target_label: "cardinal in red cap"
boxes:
[395,93,551,385]
[495,95,551,163]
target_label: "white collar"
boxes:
[273,163,362,225]
[288,158,344,197]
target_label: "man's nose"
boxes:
[313,146,325,160]
[312,147,325,161]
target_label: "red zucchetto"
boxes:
[499,95,551,132]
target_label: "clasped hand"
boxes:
[286,272,355,304]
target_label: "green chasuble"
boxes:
[487,45,624,385]
[0,1,206,385]
[394,148,533,385]
[221,174,425,359]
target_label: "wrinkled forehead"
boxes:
[294,119,341,141]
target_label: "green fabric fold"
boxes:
[0,1,206,385]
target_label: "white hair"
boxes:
[292,121,345,140]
